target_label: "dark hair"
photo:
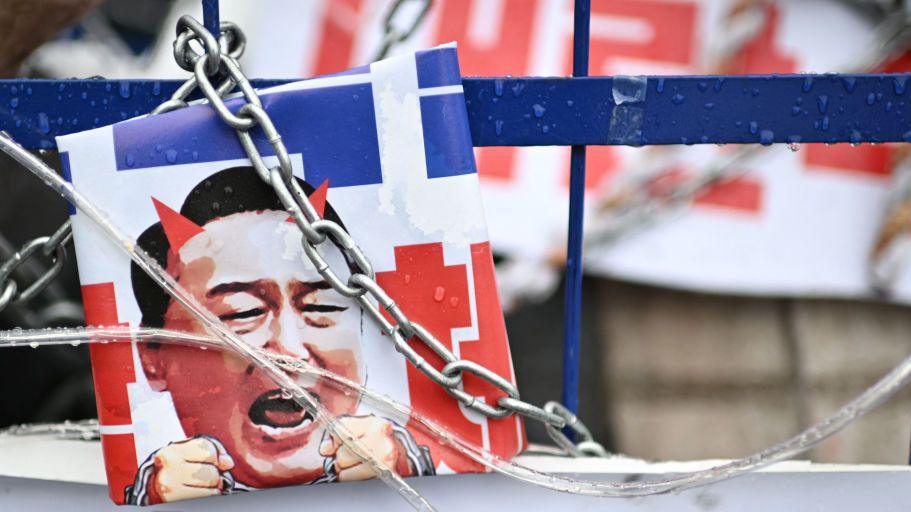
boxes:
[131,166,346,328]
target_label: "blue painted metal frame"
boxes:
[0,0,910,424]
[1,75,909,150]
[562,0,590,418]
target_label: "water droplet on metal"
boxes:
[787,142,800,152]
[165,149,178,164]
[118,81,131,99]
[494,79,504,97]
[37,112,50,134]
[895,76,908,95]
[749,121,758,135]
[802,76,814,93]
[759,129,774,146]
[817,95,828,114]
[433,286,446,302]
[532,104,546,118]
[672,93,685,105]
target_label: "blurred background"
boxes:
[2,0,911,466]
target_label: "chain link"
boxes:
[160,15,604,458]
[374,0,433,61]
[0,221,72,313]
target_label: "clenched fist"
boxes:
[147,436,235,504]
[319,415,414,481]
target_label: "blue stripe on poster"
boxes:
[112,83,383,188]
[416,47,461,89]
[420,93,476,179]
[59,151,76,215]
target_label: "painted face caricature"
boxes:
[129,168,433,505]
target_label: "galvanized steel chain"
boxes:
[374,0,433,61]
[161,15,604,458]
[0,220,72,313]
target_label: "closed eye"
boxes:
[300,304,347,313]
[219,308,267,321]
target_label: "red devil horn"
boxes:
[309,179,329,218]
[152,197,204,252]
[285,178,330,223]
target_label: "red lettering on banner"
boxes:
[376,242,522,472]
[585,0,698,75]
[434,0,539,183]
[564,0,699,191]
[310,0,368,76]
[648,168,762,213]
[723,4,795,75]
[81,283,137,504]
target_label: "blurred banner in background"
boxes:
[30,0,911,304]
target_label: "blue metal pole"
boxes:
[562,0,591,417]
[202,0,220,37]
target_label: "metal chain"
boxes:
[161,15,603,458]
[0,220,72,313]
[374,0,433,61]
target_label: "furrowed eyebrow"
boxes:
[206,282,255,297]
[207,280,280,310]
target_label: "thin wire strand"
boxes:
[3,325,911,497]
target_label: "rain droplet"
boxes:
[495,119,504,136]
[866,93,876,106]
[494,79,504,97]
[511,82,525,97]
[841,76,857,94]
[165,149,178,164]
[224,186,234,196]
[449,297,459,307]
[404,274,412,284]
[656,78,665,93]
[211,201,221,213]
[118,81,131,99]
[749,121,759,135]
[8,98,17,108]
[281,389,293,400]
[125,153,135,167]
[787,142,800,152]
[849,130,862,145]
[672,93,685,105]
[703,102,714,110]
[817,95,828,114]
[532,104,546,118]
[802,76,814,92]
[29,342,38,349]
[759,129,774,146]
[895,76,908,95]
[433,286,446,302]
[37,112,50,134]
[565,99,574,107]
[697,81,708,92]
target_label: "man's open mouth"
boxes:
[248,390,315,429]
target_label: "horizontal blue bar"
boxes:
[0,74,907,149]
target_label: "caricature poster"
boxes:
[58,45,524,504]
